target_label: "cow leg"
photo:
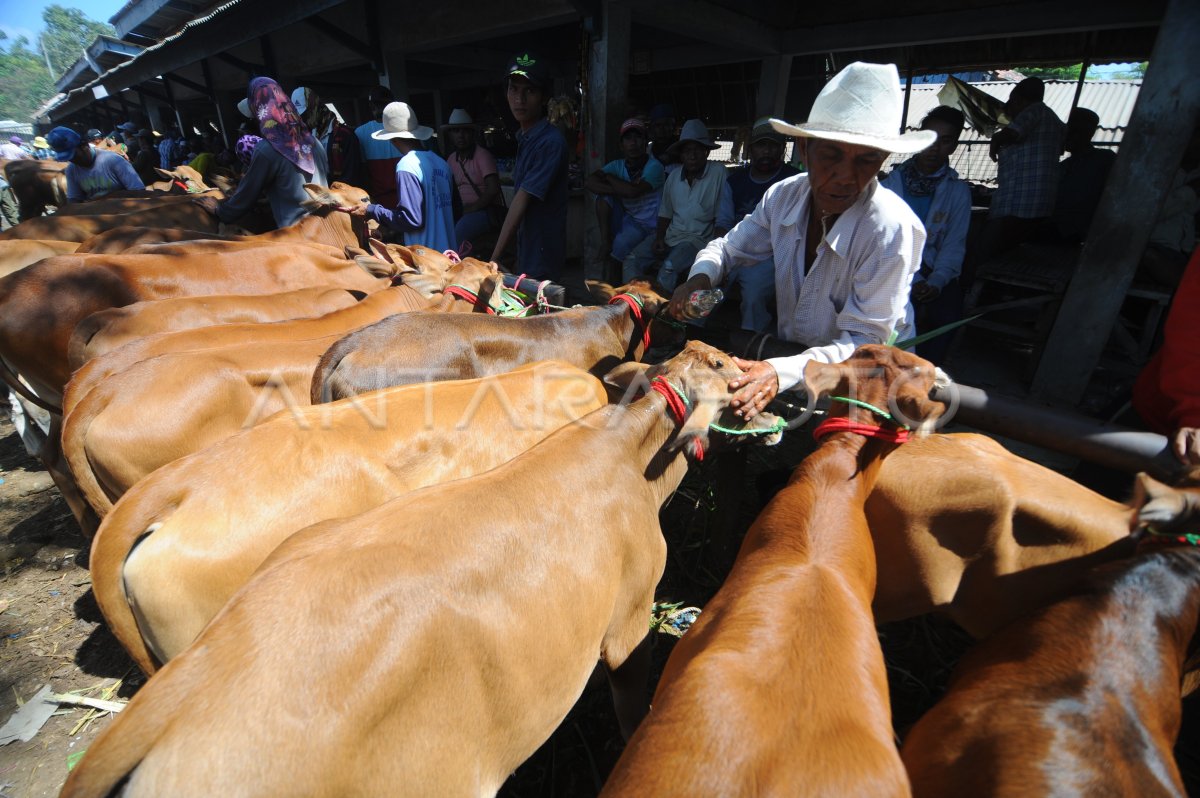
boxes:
[606,631,652,741]
[5,392,97,537]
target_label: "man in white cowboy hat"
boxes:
[352,101,456,253]
[442,108,504,255]
[668,61,934,419]
[622,118,733,291]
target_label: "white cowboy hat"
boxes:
[667,119,719,155]
[372,102,433,141]
[770,62,936,154]
[441,108,476,129]
[237,97,251,118]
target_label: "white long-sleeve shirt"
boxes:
[689,174,925,392]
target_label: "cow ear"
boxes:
[154,167,173,180]
[587,280,616,303]
[671,401,719,457]
[802,360,843,402]
[604,361,652,391]
[480,274,507,313]
[1132,472,1200,532]
[353,255,399,280]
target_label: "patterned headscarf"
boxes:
[236,134,262,168]
[247,77,316,175]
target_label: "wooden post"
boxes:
[200,58,231,150]
[755,54,793,119]
[583,2,631,281]
[1031,0,1200,404]
[161,75,186,135]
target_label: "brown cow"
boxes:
[0,202,220,242]
[868,432,1136,637]
[59,342,782,798]
[0,242,396,410]
[72,183,373,254]
[91,361,608,673]
[900,476,1200,797]
[3,159,66,220]
[68,286,364,368]
[61,259,504,518]
[602,346,946,798]
[61,251,461,416]
[312,280,677,402]
[51,190,223,217]
[0,239,79,278]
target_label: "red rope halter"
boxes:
[812,416,911,444]
[609,293,651,353]
[443,285,495,314]
[650,377,704,461]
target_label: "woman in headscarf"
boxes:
[196,77,328,228]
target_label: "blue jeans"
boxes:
[623,238,702,292]
[725,257,776,333]
[454,209,495,255]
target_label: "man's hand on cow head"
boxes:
[344,202,368,217]
[192,195,220,216]
[728,357,779,420]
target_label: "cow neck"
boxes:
[590,389,692,510]
[604,296,651,361]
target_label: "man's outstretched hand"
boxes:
[729,357,779,420]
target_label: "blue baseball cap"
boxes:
[46,127,82,161]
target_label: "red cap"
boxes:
[619,118,647,136]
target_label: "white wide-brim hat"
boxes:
[237,97,251,118]
[771,62,936,155]
[291,87,309,116]
[372,101,433,141]
[667,118,719,155]
[441,108,476,129]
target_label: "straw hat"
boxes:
[667,119,719,155]
[442,108,476,129]
[769,62,936,154]
[372,102,433,141]
[32,136,49,149]
[237,97,251,118]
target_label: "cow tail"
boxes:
[68,313,105,370]
[310,340,346,405]
[60,386,116,518]
[0,356,62,414]
[88,497,165,677]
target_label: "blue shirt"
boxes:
[65,148,145,202]
[367,149,456,252]
[601,155,665,229]
[512,119,569,280]
[880,165,971,290]
[726,163,801,220]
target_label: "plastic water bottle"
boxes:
[683,288,725,319]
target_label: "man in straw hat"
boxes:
[668,61,934,420]
[443,108,503,255]
[622,117,733,291]
[351,101,456,253]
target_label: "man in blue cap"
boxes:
[45,126,144,203]
[490,52,569,281]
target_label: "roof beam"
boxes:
[216,52,265,76]
[614,0,780,55]
[301,16,369,57]
[162,71,208,96]
[781,0,1164,54]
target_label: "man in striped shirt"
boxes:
[668,62,934,420]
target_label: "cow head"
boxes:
[154,165,211,193]
[803,344,950,436]
[301,182,371,215]
[588,279,683,349]
[605,341,784,458]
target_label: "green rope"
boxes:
[893,313,983,351]
[708,416,787,436]
[1142,525,1200,547]
[829,396,909,430]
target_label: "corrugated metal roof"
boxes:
[883,78,1141,185]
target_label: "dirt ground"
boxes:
[0,411,139,798]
